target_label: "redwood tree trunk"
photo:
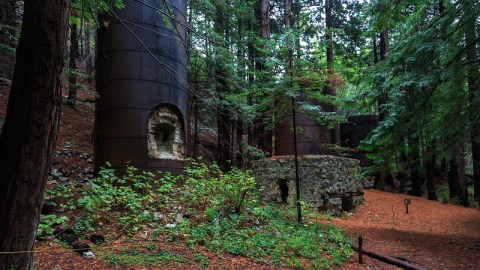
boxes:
[67,21,79,105]
[426,141,437,200]
[0,0,15,80]
[375,29,389,189]
[325,0,340,144]
[409,137,422,197]
[378,30,388,122]
[0,0,69,269]
[85,21,93,83]
[455,140,468,206]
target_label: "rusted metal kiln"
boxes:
[95,0,188,175]
[275,113,333,155]
[254,100,365,215]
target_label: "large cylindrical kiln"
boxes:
[95,0,188,175]
[275,113,332,156]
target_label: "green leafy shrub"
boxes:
[76,163,178,234]
[41,162,353,269]
[181,160,257,220]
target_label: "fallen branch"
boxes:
[352,243,429,270]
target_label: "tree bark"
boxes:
[375,29,389,189]
[67,21,79,105]
[409,137,422,197]
[325,0,340,145]
[85,21,93,83]
[0,0,70,269]
[214,13,231,171]
[426,141,437,200]
[0,0,15,81]
[455,140,468,206]
[260,0,270,43]
[448,158,459,199]
[378,30,388,122]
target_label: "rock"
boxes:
[72,242,91,254]
[175,214,184,223]
[79,153,89,160]
[82,251,95,259]
[59,177,68,182]
[55,228,79,245]
[41,201,55,215]
[153,212,164,220]
[83,167,94,174]
[87,158,93,164]
[89,234,105,244]
[51,169,63,178]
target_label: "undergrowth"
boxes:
[42,160,353,269]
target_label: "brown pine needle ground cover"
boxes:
[330,189,480,270]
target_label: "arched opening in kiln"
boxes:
[278,179,289,203]
[341,195,354,211]
[148,106,185,160]
[154,123,175,154]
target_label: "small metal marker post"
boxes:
[404,199,411,214]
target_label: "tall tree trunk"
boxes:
[67,21,79,105]
[0,0,70,269]
[85,21,93,83]
[448,158,459,199]
[465,1,480,201]
[426,141,438,200]
[249,0,271,155]
[214,12,231,171]
[375,29,389,189]
[378,30,388,122]
[373,36,378,64]
[325,0,340,145]
[455,140,468,206]
[260,0,270,47]
[0,0,15,81]
[409,137,422,197]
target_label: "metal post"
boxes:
[292,97,302,223]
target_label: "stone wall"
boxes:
[251,155,363,215]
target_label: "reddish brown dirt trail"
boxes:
[331,189,480,270]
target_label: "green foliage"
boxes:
[75,163,178,234]
[181,160,257,217]
[104,250,186,266]
[169,162,352,269]
[38,214,69,236]
[171,203,352,269]
[43,163,352,269]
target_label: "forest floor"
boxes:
[1,84,480,269]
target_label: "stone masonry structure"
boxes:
[251,155,364,215]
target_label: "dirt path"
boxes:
[331,189,480,270]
